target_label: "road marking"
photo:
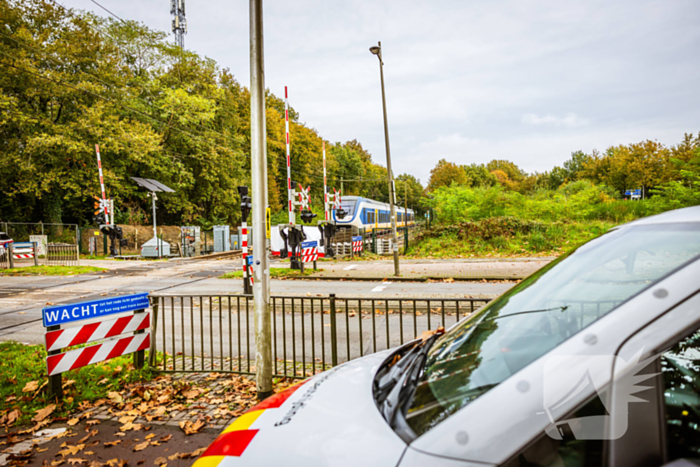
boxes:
[343,265,356,270]
[370,281,392,292]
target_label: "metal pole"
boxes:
[250,0,272,400]
[323,141,329,221]
[151,193,157,239]
[372,42,400,276]
[285,87,294,225]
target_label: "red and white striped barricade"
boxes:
[10,242,38,267]
[42,292,151,399]
[301,240,318,263]
[352,236,363,256]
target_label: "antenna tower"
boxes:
[170,0,187,48]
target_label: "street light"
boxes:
[369,41,400,276]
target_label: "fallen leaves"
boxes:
[179,420,205,435]
[67,417,81,426]
[58,444,85,457]
[33,404,57,422]
[133,440,150,451]
[107,392,123,404]
[154,457,167,466]
[420,326,446,342]
[22,380,39,392]
[104,440,121,447]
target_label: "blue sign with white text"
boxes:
[301,241,318,249]
[247,256,253,265]
[42,293,150,327]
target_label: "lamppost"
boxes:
[369,41,400,276]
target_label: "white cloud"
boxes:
[522,113,591,127]
[64,0,700,190]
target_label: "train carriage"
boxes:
[333,196,415,231]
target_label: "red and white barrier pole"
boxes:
[242,222,252,292]
[95,144,109,220]
[323,141,329,221]
[285,86,293,225]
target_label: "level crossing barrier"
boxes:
[147,293,493,379]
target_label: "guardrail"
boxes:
[47,243,79,266]
[148,294,493,378]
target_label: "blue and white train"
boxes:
[333,196,415,231]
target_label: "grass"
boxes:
[0,265,109,276]
[219,267,321,279]
[406,220,615,258]
[0,341,159,426]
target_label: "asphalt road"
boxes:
[0,258,516,348]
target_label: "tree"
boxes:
[427,159,467,192]
[486,160,526,182]
[462,163,497,187]
[395,174,425,215]
[563,151,591,180]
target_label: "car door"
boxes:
[607,291,700,467]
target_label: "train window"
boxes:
[340,199,357,217]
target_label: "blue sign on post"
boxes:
[301,240,318,249]
[247,256,253,265]
[42,292,150,327]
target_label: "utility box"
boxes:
[181,226,201,257]
[213,225,230,252]
[141,236,170,258]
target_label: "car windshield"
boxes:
[405,222,700,436]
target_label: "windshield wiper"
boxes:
[380,335,440,442]
[486,305,568,322]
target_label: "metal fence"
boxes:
[47,243,80,266]
[148,294,492,378]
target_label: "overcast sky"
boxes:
[65,0,700,185]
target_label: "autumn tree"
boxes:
[427,159,467,192]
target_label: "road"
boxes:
[0,258,524,351]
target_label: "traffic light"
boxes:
[300,209,317,224]
[93,212,106,226]
[238,186,252,220]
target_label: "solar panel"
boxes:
[130,177,174,193]
[147,179,175,193]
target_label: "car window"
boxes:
[504,394,606,467]
[406,223,700,437]
[662,329,700,461]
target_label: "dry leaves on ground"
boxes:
[33,404,57,423]
[133,440,150,452]
[179,420,205,435]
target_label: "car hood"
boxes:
[193,350,407,467]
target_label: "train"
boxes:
[333,196,415,231]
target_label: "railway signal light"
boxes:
[238,186,252,220]
[336,208,347,220]
[300,209,317,224]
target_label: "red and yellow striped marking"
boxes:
[192,382,307,466]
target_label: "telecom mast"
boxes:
[170,0,187,48]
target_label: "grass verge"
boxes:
[406,220,614,258]
[0,341,159,427]
[219,267,321,279]
[0,265,108,276]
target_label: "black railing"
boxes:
[148,294,492,378]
